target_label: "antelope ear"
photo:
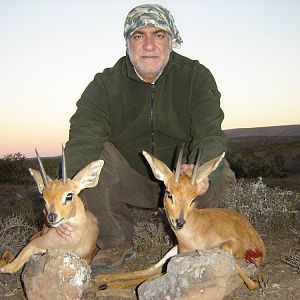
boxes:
[195,152,225,184]
[72,160,104,193]
[29,168,52,194]
[143,151,172,182]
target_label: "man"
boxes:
[61,4,235,271]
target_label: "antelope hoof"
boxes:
[98,283,108,290]
[32,249,47,259]
[0,263,16,274]
[250,280,260,291]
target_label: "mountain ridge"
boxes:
[225,124,300,138]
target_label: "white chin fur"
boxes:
[48,218,64,228]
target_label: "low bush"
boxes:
[220,177,300,233]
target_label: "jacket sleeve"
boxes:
[64,74,111,178]
[188,65,228,183]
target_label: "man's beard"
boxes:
[127,48,171,79]
[134,63,164,78]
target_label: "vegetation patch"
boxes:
[220,177,300,234]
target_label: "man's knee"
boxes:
[222,159,236,186]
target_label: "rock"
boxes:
[137,249,256,300]
[22,249,91,300]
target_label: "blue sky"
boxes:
[0,0,299,157]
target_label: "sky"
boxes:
[0,0,299,158]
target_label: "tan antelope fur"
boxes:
[94,150,265,291]
[0,148,103,274]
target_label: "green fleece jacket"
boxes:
[65,51,228,182]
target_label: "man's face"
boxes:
[127,27,172,82]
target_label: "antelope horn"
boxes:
[174,144,184,183]
[191,149,202,185]
[35,148,48,186]
[61,144,67,184]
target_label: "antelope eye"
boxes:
[190,198,196,207]
[65,193,73,204]
[165,191,173,203]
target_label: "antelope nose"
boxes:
[47,212,57,223]
[175,218,185,229]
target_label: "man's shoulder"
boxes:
[94,56,127,79]
[171,52,205,69]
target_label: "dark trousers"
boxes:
[81,142,236,249]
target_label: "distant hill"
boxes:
[225,124,300,151]
[227,135,300,151]
[225,124,300,138]
[224,124,300,178]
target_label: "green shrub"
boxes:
[227,152,290,178]
[0,153,30,184]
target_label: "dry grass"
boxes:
[0,214,38,291]
[281,249,300,273]
[130,207,173,266]
[0,214,37,255]
[0,183,41,225]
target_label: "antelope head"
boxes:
[143,150,224,231]
[29,147,104,227]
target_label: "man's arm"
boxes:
[64,74,111,178]
[188,65,228,183]
[58,75,111,237]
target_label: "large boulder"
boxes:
[22,249,91,300]
[138,249,256,300]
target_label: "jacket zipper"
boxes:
[150,84,156,155]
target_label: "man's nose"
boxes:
[143,36,156,51]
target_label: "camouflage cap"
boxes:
[124,4,183,49]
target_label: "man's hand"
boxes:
[55,222,72,239]
[181,163,194,177]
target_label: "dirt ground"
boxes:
[0,182,299,300]
[86,212,300,300]
[82,224,300,300]
[226,232,300,300]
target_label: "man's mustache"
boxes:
[140,53,160,57]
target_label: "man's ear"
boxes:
[29,168,52,194]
